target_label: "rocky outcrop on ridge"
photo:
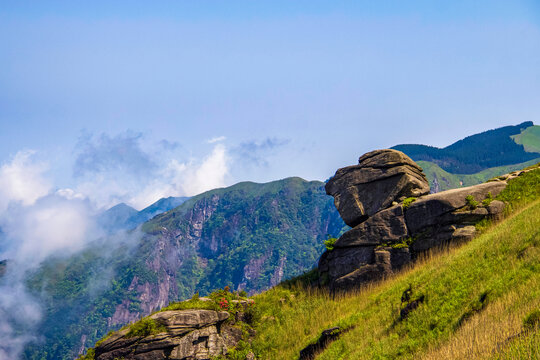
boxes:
[325,150,430,227]
[319,149,523,291]
[94,309,242,360]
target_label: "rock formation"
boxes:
[319,149,524,291]
[94,309,242,360]
[325,149,430,227]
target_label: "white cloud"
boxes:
[184,143,229,195]
[0,150,51,214]
[206,136,226,144]
[56,188,86,200]
[125,143,230,209]
[72,133,231,210]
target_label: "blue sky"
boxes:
[1,1,539,209]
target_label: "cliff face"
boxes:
[25,177,345,360]
[95,310,237,360]
[319,149,526,291]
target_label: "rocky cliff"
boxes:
[319,149,525,291]
[24,177,344,360]
[94,310,238,360]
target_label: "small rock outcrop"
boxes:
[94,309,239,360]
[325,149,430,227]
[319,149,522,291]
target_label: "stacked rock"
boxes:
[319,149,507,291]
[94,310,241,360]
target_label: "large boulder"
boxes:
[404,182,507,234]
[334,205,408,248]
[94,309,233,360]
[318,150,526,292]
[326,149,430,227]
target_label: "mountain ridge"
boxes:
[392,121,539,174]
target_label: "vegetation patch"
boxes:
[125,317,167,338]
[465,194,479,210]
[323,237,337,251]
[523,309,540,330]
[378,236,416,249]
[496,165,540,211]
[482,192,494,207]
[402,197,417,209]
[247,196,540,359]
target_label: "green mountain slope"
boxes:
[80,163,540,360]
[417,157,540,192]
[23,177,345,359]
[512,125,540,153]
[392,121,539,174]
[96,196,189,232]
[245,165,540,359]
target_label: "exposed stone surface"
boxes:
[325,149,430,227]
[319,149,522,291]
[95,309,234,360]
[404,182,507,234]
[334,205,407,248]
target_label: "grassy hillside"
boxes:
[418,158,540,192]
[23,177,345,359]
[80,165,540,360]
[392,121,539,174]
[246,165,540,359]
[512,125,540,153]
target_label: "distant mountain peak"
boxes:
[392,122,539,174]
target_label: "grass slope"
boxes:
[23,177,345,359]
[512,125,540,153]
[418,158,540,192]
[392,121,539,174]
[81,166,540,360]
[249,167,540,359]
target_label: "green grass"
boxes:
[511,125,540,153]
[495,163,540,212]
[247,167,540,359]
[417,159,540,192]
[402,197,417,209]
[83,166,540,360]
[125,317,167,338]
[248,199,540,359]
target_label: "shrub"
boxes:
[76,348,95,360]
[465,195,478,210]
[324,237,337,251]
[126,318,167,338]
[482,192,494,207]
[523,309,540,330]
[402,197,417,209]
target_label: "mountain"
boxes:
[96,196,189,233]
[392,121,539,173]
[392,122,540,191]
[96,203,139,232]
[247,165,540,359]
[82,158,540,360]
[23,177,345,359]
[135,196,190,223]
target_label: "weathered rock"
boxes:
[326,149,430,227]
[318,246,375,282]
[331,247,410,291]
[318,149,523,292]
[334,205,407,248]
[95,310,233,360]
[404,181,507,233]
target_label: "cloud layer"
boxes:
[72,131,231,210]
[0,131,289,358]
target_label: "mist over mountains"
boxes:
[0,122,538,359]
